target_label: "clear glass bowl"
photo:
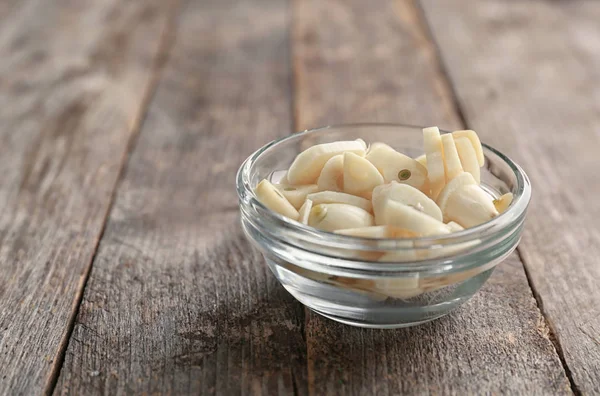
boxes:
[236,124,531,328]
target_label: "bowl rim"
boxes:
[236,123,531,259]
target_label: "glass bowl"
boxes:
[236,124,531,328]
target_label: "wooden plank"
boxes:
[54,0,308,394]
[294,0,572,394]
[420,0,600,393]
[0,1,171,394]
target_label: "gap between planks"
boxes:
[413,0,579,394]
[44,2,182,394]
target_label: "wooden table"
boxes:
[1,0,598,394]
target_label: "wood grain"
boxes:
[54,0,308,394]
[420,0,600,393]
[294,0,572,394]
[0,0,171,394]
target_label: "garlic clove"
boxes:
[255,179,300,220]
[307,190,372,213]
[455,137,481,184]
[493,192,514,213]
[423,126,446,200]
[343,152,384,199]
[298,199,313,225]
[452,130,485,167]
[316,154,344,192]
[366,142,428,192]
[287,139,367,185]
[274,184,318,209]
[307,203,374,232]
[380,200,450,236]
[372,181,443,223]
[441,133,463,182]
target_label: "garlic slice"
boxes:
[307,190,372,213]
[275,184,318,209]
[372,181,443,223]
[317,154,344,192]
[287,139,367,185]
[307,203,374,232]
[298,199,313,224]
[441,133,463,182]
[255,179,300,220]
[343,152,384,199]
[493,192,513,213]
[366,142,428,191]
[455,137,481,184]
[452,130,485,167]
[380,200,450,236]
[423,127,446,200]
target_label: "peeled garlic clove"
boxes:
[455,137,481,184]
[343,152,384,199]
[423,126,446,200]
[379,249,419,263]
[446,221,465,232]
[444,184,499,228]
[441,133,463,182]
[372,182,443,223]
[365,142,428,191]
[308,203,374,232]
[307,190,372,213]
[287,140,367,185]
[317,154,344,192]
[255,179,300,220]
[415,154,427,167]
[335,225,419,239]
[452,130,484,167]
[298,199,313,224]
[335,225,390,238]
[380,200,450,236]
[275,184,318,209]
[436,172,477,218]
[372,275,423,299]
[493,192,513,213]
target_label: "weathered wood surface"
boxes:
[0,0,171,394]
[421,0,600,393]
[55,0,308,394]
[294,0,571,394]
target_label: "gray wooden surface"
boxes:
[421,1,600,393]
[0,0,596,394]
[0,1,171,394]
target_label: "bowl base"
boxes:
[309,307,450,328]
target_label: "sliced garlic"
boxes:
[380,200,450,236]
[307,190,372,213]
[307,203,374,232]
[335,225,419,239]
[317,154,344,192]
[444,184,499,228]
[372,181,443,223]
[255,179,300,220]
[372,276,423,299]
[446,221,465,232]
[441,133,463,182]
[298,199,313,224]
[452,130,484,167]
[343,152,384,199]
[423,126,446,200]
[436,172,477,218]
[455,137,481,183]
[274,184,318,209]
[415,154,427,167]
[287,139,367,185]
[365,142,428,191]
[493,192,513,213]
